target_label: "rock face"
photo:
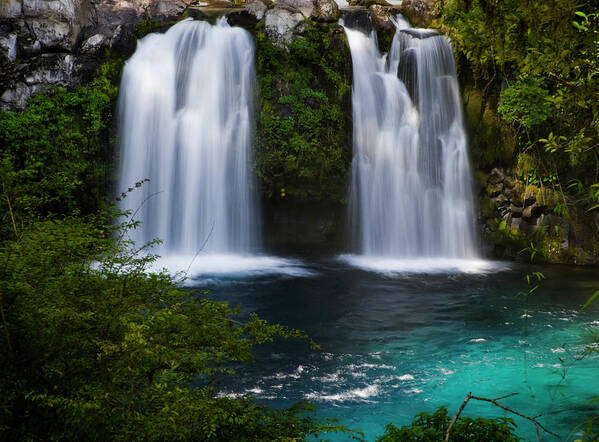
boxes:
[480,167,598,264]
[0,0,187,110]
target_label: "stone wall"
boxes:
[480,167,599,263]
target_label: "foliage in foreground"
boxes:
[0,212,353,440]
[377,407,520,442]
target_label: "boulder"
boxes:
[81,33,107,54]
[312,0,339,22]
[369,4,393,31]
[275,0,315,18]
[264,6,304,45]
[245,0,268,21]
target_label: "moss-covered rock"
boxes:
[254,20,353,203]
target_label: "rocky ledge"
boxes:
[0,0,435,110]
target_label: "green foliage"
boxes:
[498,78,552,128]
[376,407,519,441]
[0,209,352,440]
[0,61,121,238]
[254,22,352,202]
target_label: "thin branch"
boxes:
[185,221,215,276]
[4,194,18,237]
[445,392,471,441]
[445,392,560,441]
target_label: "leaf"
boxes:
[581,290,599,311]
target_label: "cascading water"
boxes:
[343,17,482,271]
[117,18,259,256]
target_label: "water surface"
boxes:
[194,258,599,440]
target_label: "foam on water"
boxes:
[337,254,509,275]
[148,253,314,281]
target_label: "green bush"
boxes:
[0,209,353,440]
[377,407,520,441]
[0,61,121,238]
[498,78,552,128]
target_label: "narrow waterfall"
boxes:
[117,18,259,255]
[344,19,477,260]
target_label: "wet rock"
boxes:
[369,4,392,31]
[313,0,339,22]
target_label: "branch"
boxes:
[445,392,560,441]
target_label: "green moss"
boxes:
[464,87,516,170]
[254,22,353,203]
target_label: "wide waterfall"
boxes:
[343,18,480,270]
[118,18,259,256]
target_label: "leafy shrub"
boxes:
[377,407,520,441]
[498,78,552,128]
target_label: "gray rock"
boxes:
[0,0,22,18]
[1,53,74,110]
[81,33,106,54]
[264,6,304,45]
[151,0,186,18]
[0,33,18,62]
[245,0,268,21]
[312,0,339,22]
[369,4,392,31]
[28,19,72,49]
[275,0,314,18]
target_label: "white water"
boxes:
[344,20,478,262]
[118,18,260,259]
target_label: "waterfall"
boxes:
[343,18,478,262]
[117,18,259,256]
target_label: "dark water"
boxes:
[191,258,599,440]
